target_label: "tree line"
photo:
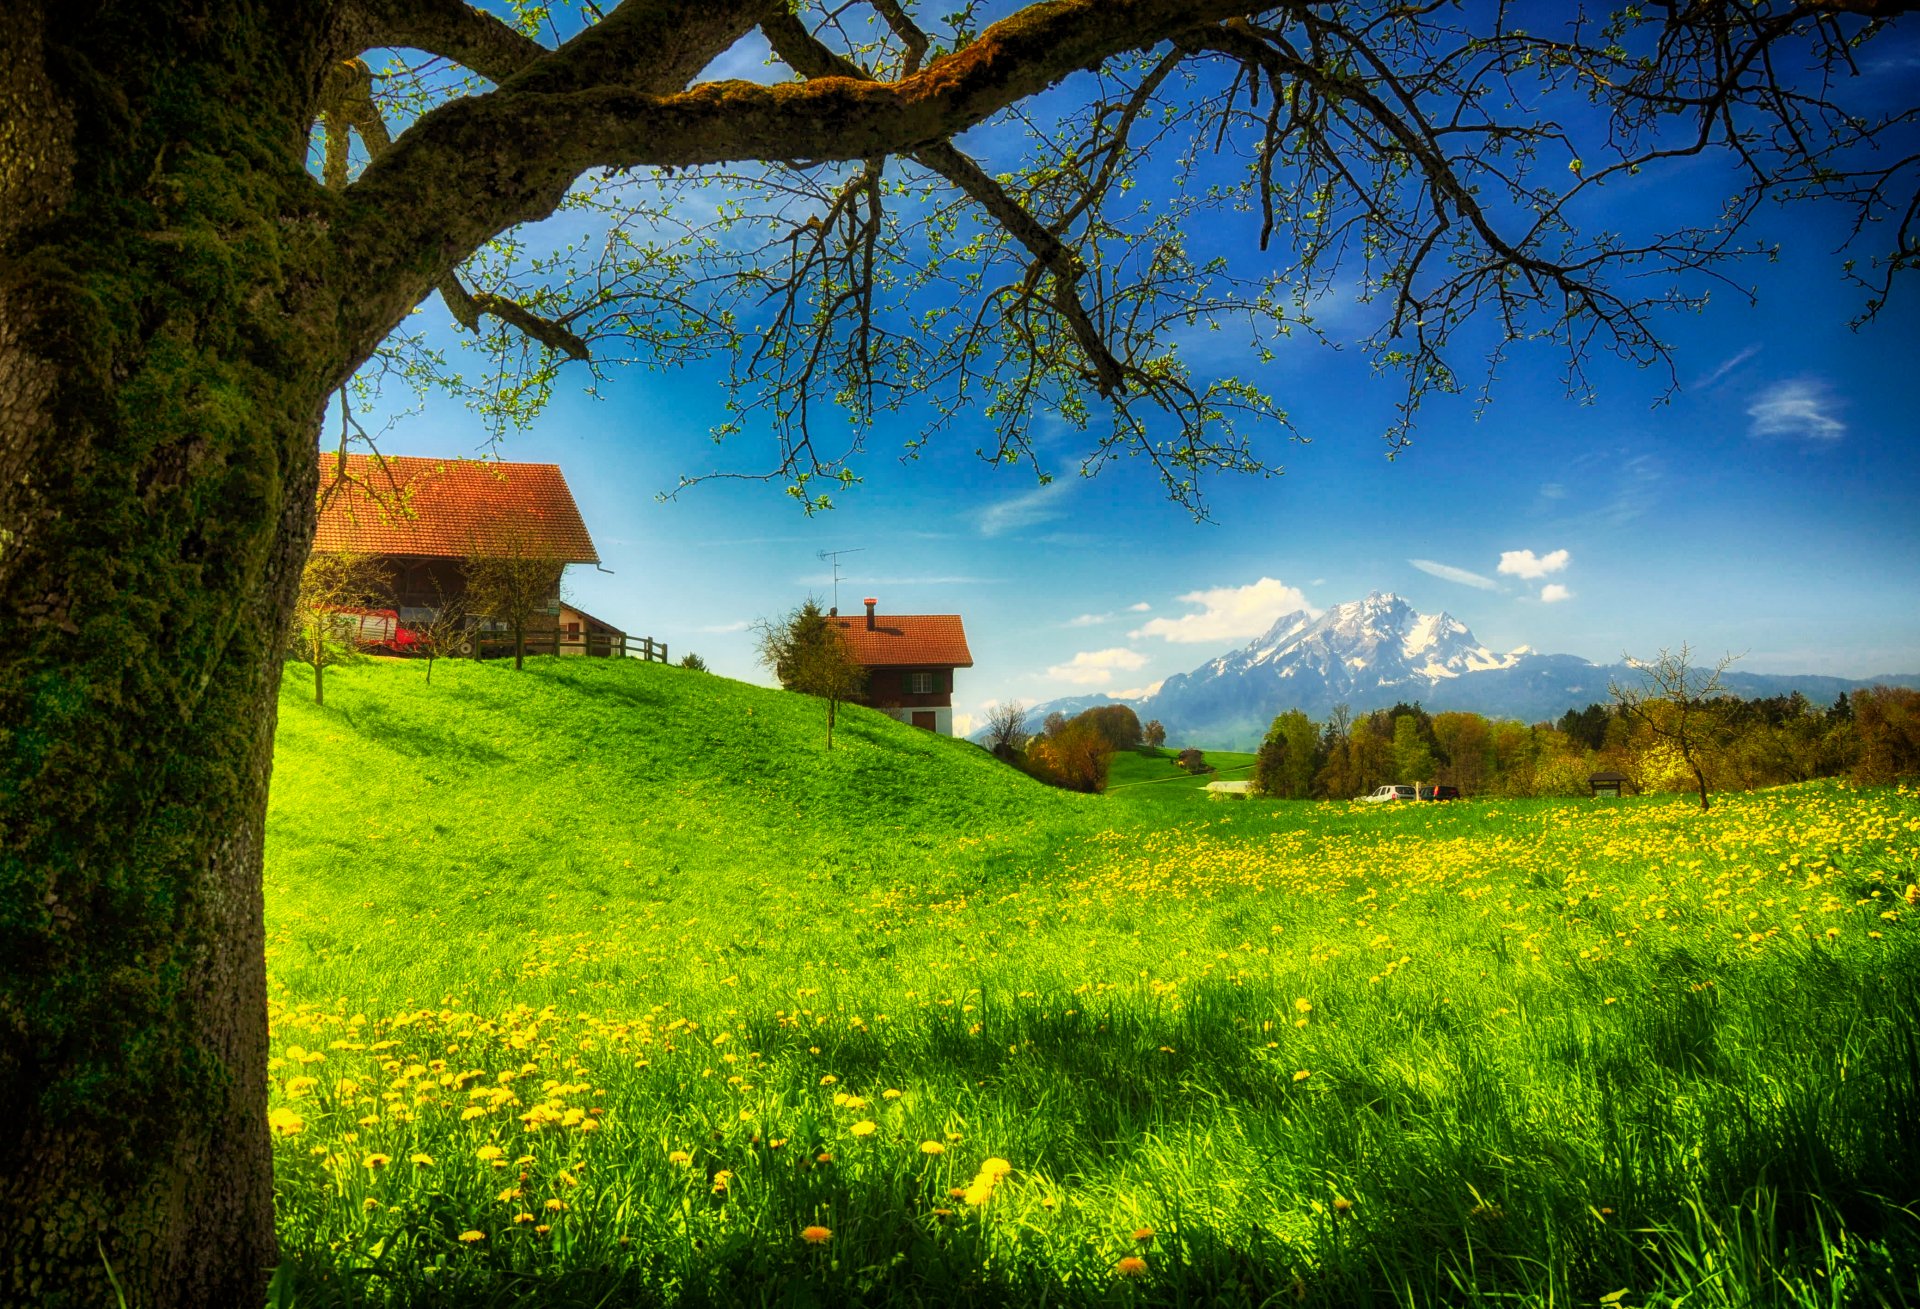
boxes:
[1250,685,1920,802]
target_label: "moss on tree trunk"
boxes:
[0,3,344,1302]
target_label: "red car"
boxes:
[333,608,419,655]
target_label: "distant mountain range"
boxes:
[997,592,1920,752]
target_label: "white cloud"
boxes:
[977,481,1071,536]
[952,712,977,737]
[1410,558,1499,590]
[1696,344,1762,389]
[1747,379,1846,441]
[1112,680,1165,700]
[1130,577,1317,644]
[1498,548,1571,580]
[1538,482,1568,500]
[1539,583,1574,604]
[1127,601,1152,612]
[1045,647,1149,685]
[697,620,751,633]
[1067,612,1112,627]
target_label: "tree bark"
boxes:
[0,3,345,1302]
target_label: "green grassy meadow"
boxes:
[263,658,1920,1307]
[1103,746,1258,804]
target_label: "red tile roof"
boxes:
[830,614,973,668]
[313,455,599,563]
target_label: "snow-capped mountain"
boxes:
[1138,592,1524,744]
[998,591,1918,751]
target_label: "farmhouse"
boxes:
[830,598,973,735]
[313,454,620,654]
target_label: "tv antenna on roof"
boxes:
[816,548,865,614]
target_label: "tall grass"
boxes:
[263,659,1920,1306]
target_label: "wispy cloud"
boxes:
[1067,612,1113,627]
[1112,680,1165,701]
[1539,583,1574,604]
[697,620,751,633]
[1131,577,1318,644]
[1045,647,1149,685]
[1748,379,1846,442]
[1127,602,1152,613]
[1498,549,1571,580]
[1696,344,1762,389]
[977,481,1071,537]
[1410,559,1499,590]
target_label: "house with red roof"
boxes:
[829,598,973,735]
[313,454,622,655]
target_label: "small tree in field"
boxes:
[679,652,710,672]
[1143,720,1168,750]
[757,599,867,750]
[408,581,469,686]
[985,701,1030,756]
[465,530,565,670]
[1612,645,1737,811]
[286,552,390,706]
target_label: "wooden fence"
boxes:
[473,632,667,662]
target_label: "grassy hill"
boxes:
[1104,745,1258,805]
[264,658,1920,1307]
[267,657,1099,1005]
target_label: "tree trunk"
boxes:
[316,658,325,707]
[0,3,344,1302]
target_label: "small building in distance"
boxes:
[1588,770,1637,798]
[831,597,973,735]
[313,454,620,654]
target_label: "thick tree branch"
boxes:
[341,0,545,82]
[338,0,1254,367]
[321,55,592,360]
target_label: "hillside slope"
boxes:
[265,657,1094,997]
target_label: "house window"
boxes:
[908,671,934,695]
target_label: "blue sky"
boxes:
[353,14,1920,734]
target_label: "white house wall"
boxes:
[879,706,954,736]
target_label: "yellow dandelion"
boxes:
[667,1150,692,1166]
[883,1089,903,1100]
[363,1153,391,1170]
[1292,1070,1312,1083]
[849,1120,877,1137]
[819,1074,838,1086]
[801,1224,833,1245]
[458,1230,484,1244]
[534,1224,551,1235]
[1333,1196,1353,1216]
[711,1170,733,1195]
[545,1198,567,1212]
[267,1107,304,1136]
[1132,1226,1155,1243]
[1115,1256,1149,1278]
[1294,998,1313,1014]
[410,1153,434,1167]
[476,1145,504,1162]
[978,1157,1013,1178]
[919,1141,946,1155]
[514,1212,535,1225]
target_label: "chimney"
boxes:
[864,597,877,631]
